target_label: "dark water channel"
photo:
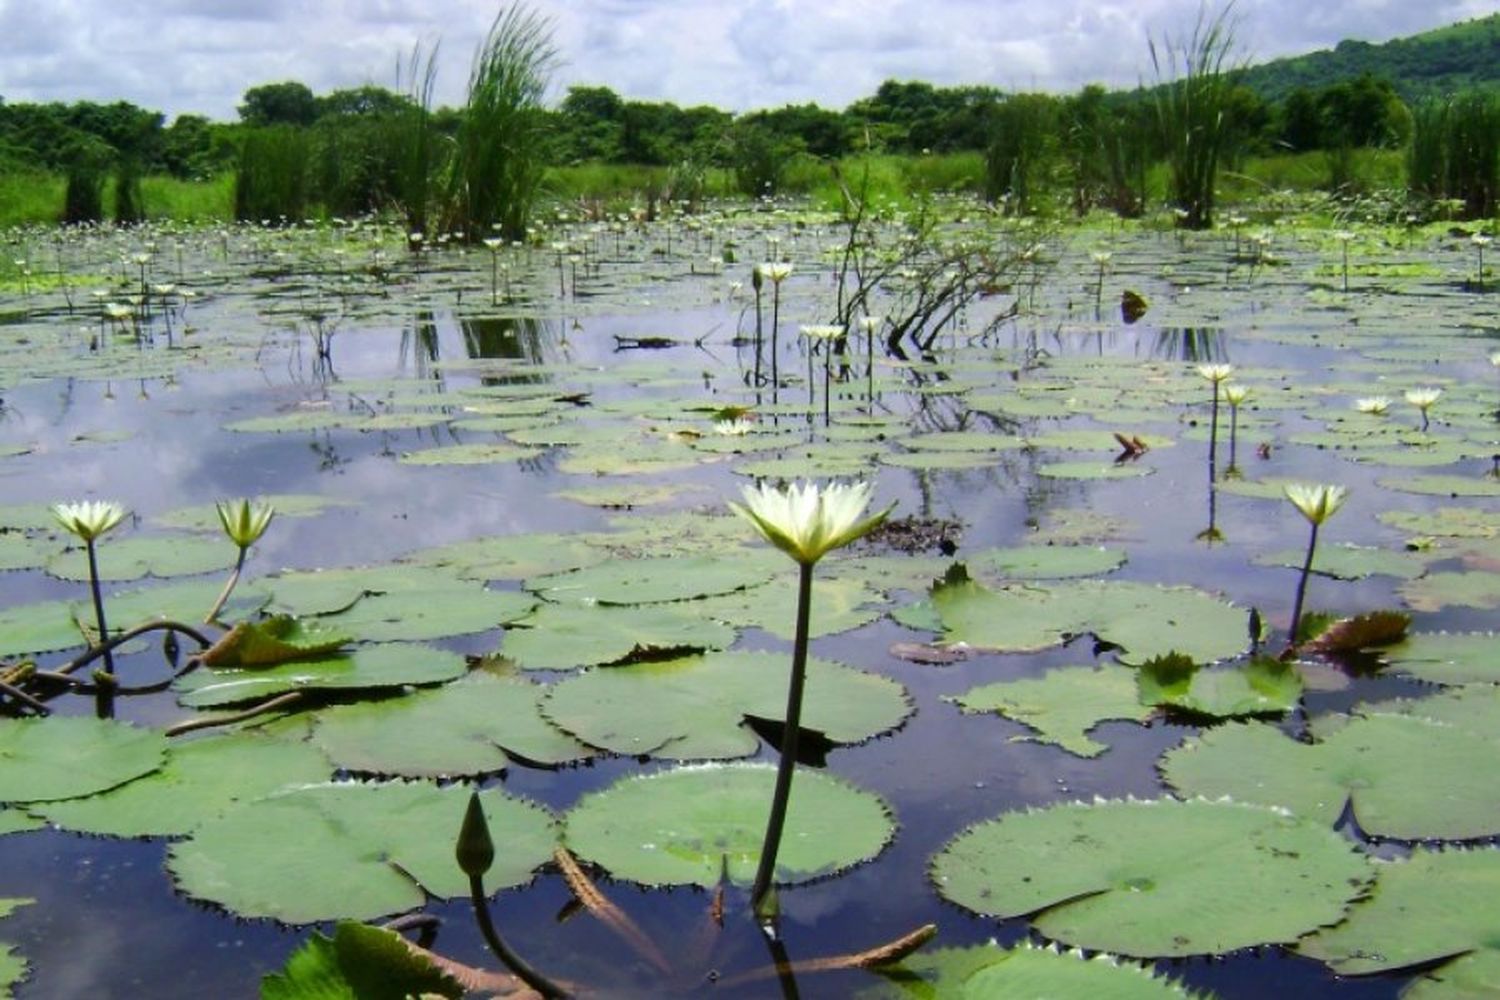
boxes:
[0,218,1495,997]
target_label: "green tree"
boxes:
[239,81,319,126]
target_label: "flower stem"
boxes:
[468,872,569,998]
[752,561,815,919]
[204,547,247,625]
[85,539,114,674]
[1208,383,1220,480]
[1288,521,1320,647]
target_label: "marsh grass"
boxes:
[141,174,234,222]
[449,4,557,241]
[1407,91,1500,219]
[234,126,311,222]
[1150,4,1242,229]
[0,169,65,226]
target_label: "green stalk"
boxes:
[751,561,815,919]
[468,873,569,999]
[84,538,115,716]
[204,546,247,625]
[1207,383,1221,479]
[1288,521,1320,646]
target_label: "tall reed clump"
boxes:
[984,93,1058,215]
[1149,4,1241,230]
[234,126,311,223]
[450,4,556,242]
[1408,91,1500,220]
[391,41,445,239]
[62,138,109,226]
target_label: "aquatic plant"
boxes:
[205,499,275,624]
[1405,386,1442,431]
[1473,233,1491,291]
[1354,396,1391,416]
[1282,483,1348,646]
[1222,382,1249,474]
[52,501,128,705]
[449,4,557,242]
[729,480,892,917]
[1197,363,1234,477]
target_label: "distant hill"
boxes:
[1236,13,1500,103]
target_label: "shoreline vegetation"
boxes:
[0,7,1495,231]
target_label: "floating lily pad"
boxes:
[949,664,1151,757]
[931,797,1370,957]
[562,763,892,888]
[500,601,736,670]
[0,717,166,804]
[969,545,1127,581]
[692,576,887,640]
[1399,571,1500,612]
[199,616,351,667]
[872,941,1204,999]
[0,533,55,572]
[262,921,461,1000]
[1137,654,1302,719]
[266,565,534,641]
[1379,474,1500,498]
[1037,460,1154,480]
[1380,507,1500,538]
[0,899,31,997]
[541,651,911,760]
[0,811,41,836]
[0,598,84,655]
[526,553,777,606]
[1251,542,1427,580]
[37,732,331,837]
[405,532,609,581]
[880,449,998,471]
[552,482,702,508]
[1160,715,1500,839]
[397,442,540,465]
[174,643,468,708]
[1299,848,1500,978]
[168,782,555,922]
[1379,632,1500,685]
[312,672,592,776]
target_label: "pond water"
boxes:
[0,208,1498,997]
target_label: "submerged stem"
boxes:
[751,561,816,918]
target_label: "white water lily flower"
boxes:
[1196,363,1234,384]
[799,324,845,341]
[714,418,755,436]
[1490,350,1500,368]
[858,315,884,333]
[1404,387,1443,410]
[216,499,276,549]
[1222,384,1251,407]
[1354,396,1391,415]
[1283,483,1348,526]
[761,262,793,284]
[52,501,128,543]
[730,480,893,566]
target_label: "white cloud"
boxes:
[0,0,1494,120]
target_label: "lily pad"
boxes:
[397,442,540,465]
[949,664,1149,757]
[168,782,555,922]
[562,763,892,888]
[1299,848,1500,978]
[931,797,1370,957]
[37,732,331,837]
[872,941,1205,999]
[1251,543,1428,581]
[1137,654,1303,719]
[1399,571,1500,612]
[1380,632,1500,685]
[262,921,461,1000]
[541,651,912,759]
[969,545,1127,581]
[1160,715,1500,839]
[312,672,592,776]
[526,553,777,606]
[500,601,736,670]
[0,598,85,655]
[199,616,352,667]
[691,576,887,640]
[1037,460,1154,480]
[0,717,167,804]
[405,532,609,581]
[174,643,468,708]
[1379,507,1500,539]
[1379,475,1500,498]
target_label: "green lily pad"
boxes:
[500,601,736,670]
[168,782,554,922]
[562,763,892,888]
[0,533,55,572]
[526,553,778,606]
[405,532,609,581]
[46,536,239,582]
[1299,848,1500,977]
[1160,715,1500,839]
[949,664,1151,757]
[880,450,999,471]
[1405,949,1500,1000]
[0,717,166,804]
[0,598,84,655]
[266,565,534,641]
[0,810,41,836]
[552,482,703,508]
[37,732,331,837]
[173,643,468,708]
[200,616,352,667]
[691,576,887,640]
[1380,632,1500,685]
[312,672,592,776]
[541,651,911,760]
[0,899,31,997]
[931,797,1370,958]
[262,921,461,1000]
[1400,571,1500,612]
[1137,654,1303,719]
[969,545,1127,581]
[397,442,540,465]
[1379,507,1500,539]
[872,941,1205,999]
[1251,542,1427,580]
[1379,474,1500,498]
[929,568,1248,663]
[1037,460,1154,480]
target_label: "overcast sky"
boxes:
[1,0,1496,121]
